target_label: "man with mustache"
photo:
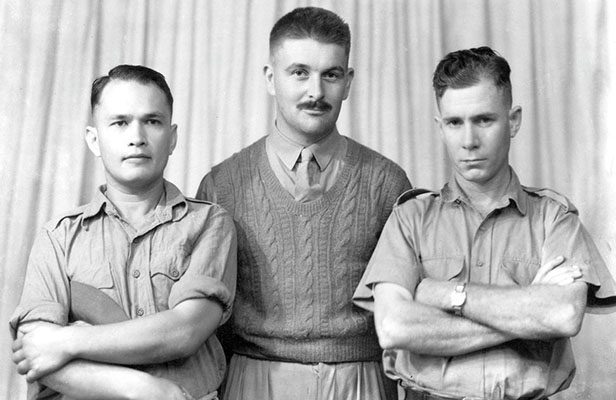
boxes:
[353,47,616,400]
[196,7,411,400]
[11,65,237,400]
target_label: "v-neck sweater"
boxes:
[198,136,411,363]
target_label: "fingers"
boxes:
[541,265,583,286]
[531,256,565,284]
[11,337,23,352]
[14,359,30,376]
[12,348,25,364]
[25,369,41,383]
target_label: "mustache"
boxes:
[298,100,332,112]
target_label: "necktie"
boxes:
[294,147,323,202]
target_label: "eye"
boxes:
[446,119,462,128]
[291,69,308,78]
[323,71,342,82]
[477,117,494,127]
[111,120,128,127]
[146,119,162,125]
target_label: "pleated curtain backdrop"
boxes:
[1,0,614,398]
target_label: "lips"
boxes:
[123,154,151,161]
[461,158,486,166]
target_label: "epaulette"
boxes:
[396,188,437,206]
[522,186,578,213]
[185,196,214,206]
[45,205,90,230]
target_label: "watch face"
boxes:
[451,292,466,307]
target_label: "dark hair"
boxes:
[269,7,351,57]
[90,65,174,115]
[432,46,512,107]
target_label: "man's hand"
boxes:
[532,256,582,286]
[12,323,73,382]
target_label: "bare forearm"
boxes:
[40,360,162,400]
[66,299,222,365]
[380,302,513,355]
[374,283,513,356]
[416,278,587,339]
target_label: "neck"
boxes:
[455,168,512,216]
[275,120,335,147]
[104,179,165,229]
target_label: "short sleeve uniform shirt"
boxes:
[354,169,616,399]
[10,180,237,399]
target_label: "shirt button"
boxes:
[136,308,145,316]
[132,270,140,278]
[170,269,179,278]
[476,261,484,267]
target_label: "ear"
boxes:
[434,114,445,141]
[508,106,522,138]
[264,64,276,96]
[169,124,178,155]
[85,126,101,157]
[342,67,355,100]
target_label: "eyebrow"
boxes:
[285,63,310,72]
[442,112,499,122]
[106,112,166,120]
[284,63,346,74]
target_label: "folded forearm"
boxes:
[66,299,222,365]
[40,360,158,400]
[374,283,512,356]
[416,278,587,339]
[385,302,513,356]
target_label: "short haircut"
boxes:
[432,46,512,107]
[269,7,351,57]
[90,65,174,116]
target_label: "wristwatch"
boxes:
[450,282,467,316]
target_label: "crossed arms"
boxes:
[373,257,588,356]
[11,208,237,400]
[12,298,222,400]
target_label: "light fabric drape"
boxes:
[1,1,614,399]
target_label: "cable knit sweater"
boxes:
[197,136,411,363]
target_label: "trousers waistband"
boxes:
[403,386,470,400]
[402,386,550,400]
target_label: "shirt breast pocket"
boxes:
[421,256,465,281]
[72,262,115,291]
[499,257,540,286]
[70,262,124,323]
[150,243,192,310]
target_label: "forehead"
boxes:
[272,38,348,67]
[95,80,171,117]
[439,79,507,117]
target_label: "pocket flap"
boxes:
[422,256,465,281]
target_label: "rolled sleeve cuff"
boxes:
[353,261,420,313]
[352,282,376,313]
[9,302,68,339]
[580,261,616,314]
[169,276,234,323]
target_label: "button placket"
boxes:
[471,217,493,282]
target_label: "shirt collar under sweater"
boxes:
[268,122,346,172]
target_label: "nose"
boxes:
[462,124,479,150]
[307,75,324,100]
[128,122,147,147]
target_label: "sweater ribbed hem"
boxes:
[233,334,383,363]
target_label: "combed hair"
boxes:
[90,65,174,115]
[432,46,512,106]
[269,7,351,56]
